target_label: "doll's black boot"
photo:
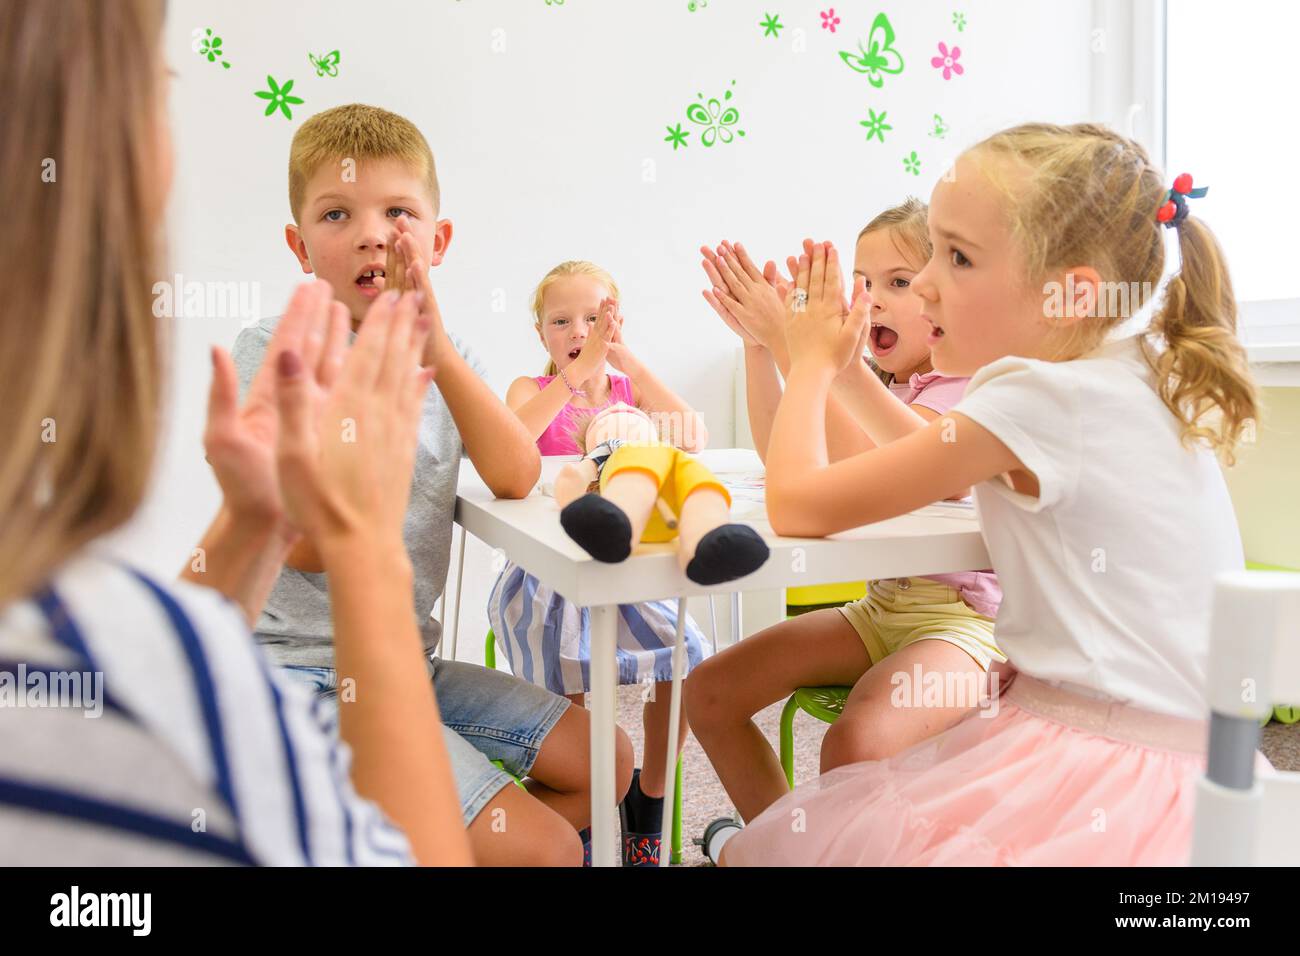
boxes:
[560,493,634,562]
[685,524,770,585]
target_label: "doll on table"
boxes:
[555,403,770,585]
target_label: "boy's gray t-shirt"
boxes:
[231,315,487,668]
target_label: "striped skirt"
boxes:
[486,562,711,696]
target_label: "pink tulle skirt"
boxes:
[723,674,1222,866]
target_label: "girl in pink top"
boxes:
[532,371,636,454]
[689,200,1003,831]
[488,260,712,865]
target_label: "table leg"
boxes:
[658,598,688,868]
[448,526,466,661]
[588,604,619,867]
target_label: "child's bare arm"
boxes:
[742,343,782,463]
[769,366,1019,535]
[390,225,540,500]
[767,244,1018,536]
[831,357,934,446]
[507,374,578,442]
[438,350,541,499]
[703,241,873,461]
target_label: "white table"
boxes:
[454,449,991,866]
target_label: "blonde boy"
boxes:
[232,104,631,866]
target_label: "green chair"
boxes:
[486,628,685,864]
[777,583,865,788]
[779,685,849,788]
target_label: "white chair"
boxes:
[1191,570,1300,865]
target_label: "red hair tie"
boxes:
[1156,172,1209,228]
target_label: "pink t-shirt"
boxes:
[887,370,1002,619]
[533,373,636,456]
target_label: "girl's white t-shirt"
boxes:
[953,335,1244,719]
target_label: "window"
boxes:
[1165,0,1300,350]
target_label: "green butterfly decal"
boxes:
[309,50,341,77]
[840,12,904,89]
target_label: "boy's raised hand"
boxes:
[383,214,450,368]
[785,241,871,374]
[383,227,407,300]
[203,280,349,539]
[274,289,436,550]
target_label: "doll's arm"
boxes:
[554,458,599,508]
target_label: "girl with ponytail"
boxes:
[719,122,1259,867]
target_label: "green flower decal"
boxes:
[759,13,783,38]
[664,123,690,150]
[686,82,746,147]
[953,11,967,32]
[903,151,921,175]
[255,76,303,120]
[859,109,891,143]
[196,28,231,69]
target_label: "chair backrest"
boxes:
[1191,570,1300,865]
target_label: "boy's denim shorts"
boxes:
[284,657,570,825]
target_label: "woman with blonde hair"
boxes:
[0,0,467,865]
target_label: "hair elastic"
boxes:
[1156,172,1208,229]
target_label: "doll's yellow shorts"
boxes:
[598,444,730,543]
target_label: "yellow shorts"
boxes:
[598,444,730,544]
[836,577,1005,672]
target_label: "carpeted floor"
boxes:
[609,684,1300,867]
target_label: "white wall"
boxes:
[116,0,1097,656]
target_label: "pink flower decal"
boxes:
[820,8,840,32]
[931,41,963,80]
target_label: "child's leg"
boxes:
[434,661,634,863]
[685,609,870,822]
[820,639,987,773]
[469,780,586,866]
[640,681,690,797]
[522,702,635,830]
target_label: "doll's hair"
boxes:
[532,260,622,377]
[966,122,1256,463]
[856,197,932,387]
[567,403,665,456]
